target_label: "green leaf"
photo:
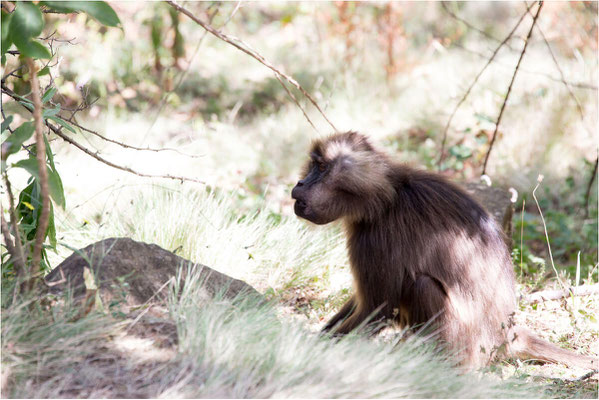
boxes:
[14,38,51,59]
[38,65,50,76]
[3,121,35,159]
[41,87,57,103]
[47,201,56,248]
[41,1,121,27]
[13,158,66,208]
[13,157,39,178]
[0,130,9,144]
[1,115,14,133]
[47,116,76,133]
[1,11,12,56]
[42,106,60,118]
[48,166,65,208]
[43,134,55,169]
[10,2,44,40]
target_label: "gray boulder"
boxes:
[464,182,514,244]
[44,237,261,306]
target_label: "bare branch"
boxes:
[1,82,203,160]
[45,120,206,185]
[2,173,27,275]
[481,2,543,176]
[437,1,535,169]
[522,283,599,304]
[274,73,320,134]
[441,2,519,52]
[584,156,598,218]
[26,58,50,290]
[165,0,338,132]
[453,42,598,90]
[65,118,204,159]
[532,15,585,121]
[142,5,220,145]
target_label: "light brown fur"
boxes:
[291,131,597,370]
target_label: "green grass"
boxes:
[2,266,543,398]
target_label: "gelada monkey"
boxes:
[291,131,596,369]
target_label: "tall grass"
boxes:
[159,266,542,398]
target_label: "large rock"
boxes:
[45,237,261,306]
[464,182,514,243]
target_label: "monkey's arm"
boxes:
[323,296,386,336]
[322,295,356,332]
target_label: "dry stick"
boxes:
[2,173,27,275]
[520,198,525,277]
[165,0,338,133]
[523,283,599,304]
[65,119,204,159]
[533,19,585,121]
[0,83,199,158]
[453,42,598,90]
[532,175,567,292]
[141,5,221,146]
[1,214,18,264]
[26,58,50,291]
[441,2,518,52]
[481,1,544,176]
[437,2,534,169]
[0,85,206,185]
[583,157,598,218]
[274,73,320,134]
[45,121,206,184]
[532,10,598,217]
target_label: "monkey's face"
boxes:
[291,153,343,225]
[292,131,395,224]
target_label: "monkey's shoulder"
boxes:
[388,165,492,225]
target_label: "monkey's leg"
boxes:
[322,296,356,332]
[406,275,448,332]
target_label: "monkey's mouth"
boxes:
[294,199,308,216]
[294,200,329,225]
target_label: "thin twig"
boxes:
[46,120,206,184]
[1,214,18,267]
[274,73,320,134]
[3,85,206,185]
[437,2,535,168]
[441,2,519,52]
[520,198,525,277]
[66,118,204,159]
[26,58,50,291]
[141,4,220,146]
[481,1,543,176]
[1,83,206,167]
[126,277,174,332]
[1,65,25,83]
[522,283,599,304]
[532,13,585,121]
[2,173,27,275]
[165,0,338,132]
[453,43,598,90]
[532,174,567,292]
[584,156,598,218]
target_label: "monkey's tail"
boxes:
[508,326,597,370]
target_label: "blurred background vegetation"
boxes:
[6,2,596,277]
[1,2,597,396]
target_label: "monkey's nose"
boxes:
[291,184,303,200]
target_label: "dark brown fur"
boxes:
[291,131,597,369]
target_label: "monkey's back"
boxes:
[347,165,517,366]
